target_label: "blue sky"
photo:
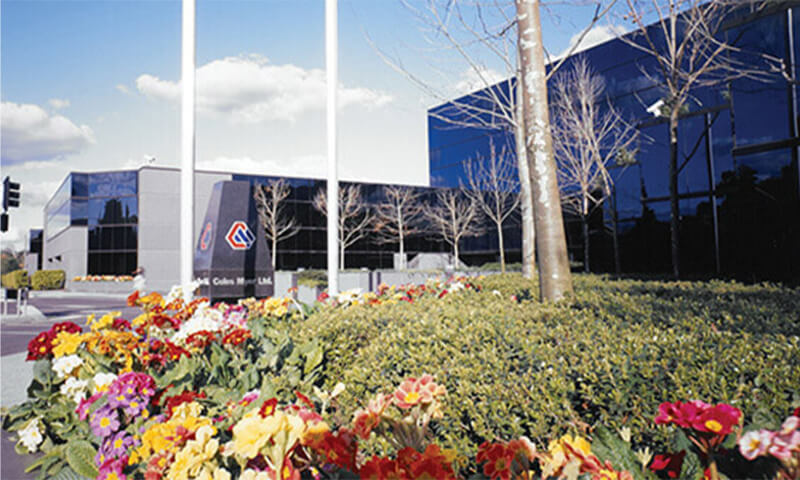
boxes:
[0,0,625,250]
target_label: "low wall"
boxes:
[66,280,135,294]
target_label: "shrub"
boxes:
[297,269,328,288]
[292,274,800,460]
[1,269,29,289]
[31,270,65,290]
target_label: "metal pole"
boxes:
[705,113,720,274]
[181,0,196,286]
[326,0,339,295]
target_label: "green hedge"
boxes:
[31,270,65,290]
[1,269,29,289]
[288,274,800,461]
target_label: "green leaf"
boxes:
[64,440,98,479]
[303,341,323,375]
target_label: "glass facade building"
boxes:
[429,4,800,280]
[44,171,138,274]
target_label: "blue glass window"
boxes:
[88,171,137,197]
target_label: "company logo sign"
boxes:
[200,222,213,251]
[225,221,256,250]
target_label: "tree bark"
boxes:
[582,215,590,273]
[516,65,536,280]
[669,116,680,279]
[497,220,506,273]
[515,0,573,301]
[340,242,345,271]
[272,236,277,269]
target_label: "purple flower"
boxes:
[76,392,103,421]
[107,391,131,410]
[90,406,120,438]
[101,432,137,460]
[122,396,146,417]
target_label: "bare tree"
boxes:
[424,189,483,268]
[462,141,521,273]
[620,0,771,278]
[254,179,300,270]
[373,186,424,270]
[373,1,617,280]
[313,185,374,270]
[551,57,639,273]
[516,0,574,300]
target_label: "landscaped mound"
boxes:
[2,275,799,479]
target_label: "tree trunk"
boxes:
[515,0,573,301]
[453,241,459,270]
[340,242,345,271]
[582,214,590,273]
[399,234,405,271]
[272,236,277,270]
[669,116,680,279]
[611,187,621,275]
[497,220,506,273]
[516,64,536,280]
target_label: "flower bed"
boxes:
[72,275,134,283]
[2,274,799,479]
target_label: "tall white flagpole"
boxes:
[326,0,339,295]
[180,0,196,286]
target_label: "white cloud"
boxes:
[1,102,95,165]
[197,154,326,179]
[115,84,132,95]
[453,67,507,96]
[48,98,70,110]
[557,24,627,59]
[136,55,392,123]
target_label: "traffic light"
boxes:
[3,176,20,210]
[0,213,7,233]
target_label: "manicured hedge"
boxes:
[1,269,29,289]
[31,270,66,290]
[292,274,800,459]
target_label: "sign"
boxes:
[194,181,274,301]
[199,222,213,251]
[225,221,255,250]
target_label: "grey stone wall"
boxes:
[42,227,87,281]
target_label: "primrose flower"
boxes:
[97,456,128,480]
[93,372,118,393]
[393,374,446,409]
[17,418,44,453]
[52,331,85,358]
[168,424,220,480]
[91,406,120,438]
[52,354,83,378]
[738,430,773,460]
[60,377,89,404]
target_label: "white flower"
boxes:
[59,377,89,404]
[171,301,223,342]
[18,418,43,453]
[492,290,501,296]
[165,280,201,305]
[336,288,363,305]
[52,354,83,379]
[449,282,465,292]
[92,372,117,393]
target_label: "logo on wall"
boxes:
[200,222,213,251]
[225,221,256,250]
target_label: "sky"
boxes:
[0,0,627,251]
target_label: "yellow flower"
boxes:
[89,311,120,331]
[169,425,220,480]
[541,434,592,477]
[52,332,84,358]
[230,410,281,459]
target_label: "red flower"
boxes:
[477,442,514,480]
[359,456,403,480]
[26,330,56,360]
[295,391,315,410]
[649,451,685,479]
[311,429,358,471]
[162,340,191,361]
[163,390,206,415]
[222,328,250,346]
[317,292,329,302]
[112,318,131,330]
[438,290,448,299]
[259,398,278,418]
[51,321,82,335]
[793,406,800,417]
[693,404,741,435]
[185,330,216,349]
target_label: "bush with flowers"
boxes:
[2,273,799,479]
[73,275,134,283]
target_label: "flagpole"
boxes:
[180,0,196,286]
[325,0,339,295]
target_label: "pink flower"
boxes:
[393,374,445,409]
[768,433,795,461]
[693,403,741,435]
[738,430,773,460]
[779,416,799,435]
